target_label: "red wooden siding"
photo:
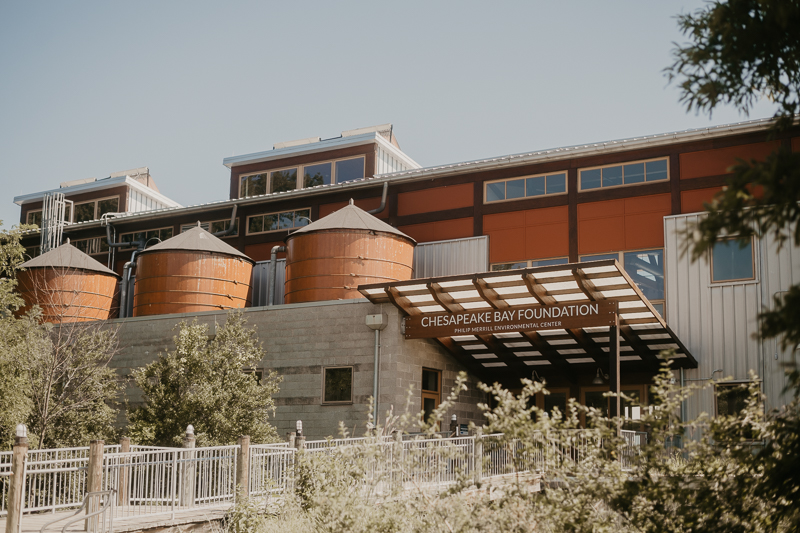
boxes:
[244,241,287,261]
[319,196,388,219]
[483,206,569,263]
[577,194,670,254]
[681,187,723,214]
[680,141,781,180]
[397,183,473,216]
[398,217,473,243]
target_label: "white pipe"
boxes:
[373,329,380,424]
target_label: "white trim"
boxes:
[14,176,181,208]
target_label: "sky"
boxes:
[0,1,779,229]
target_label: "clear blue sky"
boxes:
[0,1,778,229]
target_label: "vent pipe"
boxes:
[268,245,286,306]
[366,182,388,215]
[212,204,238,237]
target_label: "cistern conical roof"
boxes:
[289,200,415,242]
[20,243,119,277]
[139,224,253,261]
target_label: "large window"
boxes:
[579,158,668,191]
[580,249,665,316]
[240,156,365,198]
[490,257,569,271]
[715,382,751,417]
[711,237,755,283]
[119,227,174,249]
[485,172,567,203]
[323,366,353,404]
[73,197,119,223]
[421,368,441,424]
[26,210,43,227]
[247,209,310,235]
[72,237,109,256]
[180,218,239,238]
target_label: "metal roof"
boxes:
[288,200,415,242]
[359,259,697,378]
[20,243,119,277]
[138,224,253,262]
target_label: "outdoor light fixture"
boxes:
[531,370,542,382]
[296,420,303,437]
[592,368,609,385]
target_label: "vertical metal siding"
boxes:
[250,259,286,306]
[412,236,489,278]
[665,214,800,417]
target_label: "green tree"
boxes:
[668,0,800,354]
[128,312,282,447]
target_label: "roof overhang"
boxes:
[359,260,697,381]
[13,176,182,208]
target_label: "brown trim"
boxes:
[669,153,681,214]
[576,181,671,203]
[393,206,474,227]
[482,192,569,214]
[473,181,483,237]
[678,174,730,191]
[567,168,578,262]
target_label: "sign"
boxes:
[403,301,617,339]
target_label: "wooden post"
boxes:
[609,313,621,436]
[5,424,28,533]
[180,425,196,507]
[474,427,483,484]
[86,440,104,533]
[236,436,250,498]
[117,437,130,506]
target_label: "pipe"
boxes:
[120,249,141,319]
[373,329,380,423]
[684,369,723,381]
[104,218,144,250]
[680,368,685,423]
[267,245,286,306]
[212,204,238,237]
[366,182,388,215]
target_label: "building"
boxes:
[11,120,800,439]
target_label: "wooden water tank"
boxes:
[285,201,415,303]
[17,243,120,323]
[132,225,254,317]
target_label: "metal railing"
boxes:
[38,490,115,533]
[250,445,294,497]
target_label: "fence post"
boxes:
[180,425,196,507]
[86,439,104,533]
[117,436,130,506]
[5,424,28,533]
[236,435,250,498]
[474,428,483,485]
[294,420,305,450]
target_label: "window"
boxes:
[579,158,668,191]
[119,227,174,249]
[27,210,43,227]
[72,237,109,255]
[26,246,41,258]
[240,156,366,198]
[180,219,239,237]
[580,249,665,316]
[421,368,441,423]
[247,209,310,235]
[485,172,567,203]
[533,388,572,418]
[323,366,353,404]
[581,385,646,426]
[73,197,119,223]
[711,237,755,282]
[490,257,569,271]
[715,382,751,417]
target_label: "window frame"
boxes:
[490,257,569,271]
[245,208,311,236]
[72,195,120,223]
[321,365,354,405]
[709,236,757,284]
[484,171,568,204]
[239,155,367,198]
[180,218,239,238]
[26,209,43,226]
[579,384,647,426]
[118,226,174,250]
[714,380,759,418]
[71,237,109,256]
[578,157,669,192]
[421,367,442,425]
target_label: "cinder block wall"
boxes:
[106,299,486,441]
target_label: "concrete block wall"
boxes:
[105,299,488,441]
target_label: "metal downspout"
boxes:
[212,204,239,237]
[366,182,388,215]
[373,329,380,423]
[267,245,286,306]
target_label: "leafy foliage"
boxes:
[128,312,282,446]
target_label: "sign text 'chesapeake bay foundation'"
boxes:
[403,301,618,339]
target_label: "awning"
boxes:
[359,259,697,378]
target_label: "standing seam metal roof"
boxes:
[138,225,254,262]
[287,201,415,242]
[20,243,120,277]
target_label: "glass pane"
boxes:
[602,166,623,187]
[486,182,505,202]
[546,173,566,194]
[506,179,525,199]
[544,392,568,417]
[248,216,263,234]
[712,239,754,281]
[624,249,664,300]
[74,240,89,253]
[422,369,439,392]
[423,397,437,422]
[716,385,748,416]
[270,169,298,194]
[624,163,645,184]
[491,262,527,271]
[584,391,608,418]
[335,158,364,183]
[531,257,569,267]
[160,228,174,240]
[264,214,279,231]
[324,367,352,402]
[303,162,332,188]
[278,211,294,229]
[210,221,225,234]
[64,205,71,223]
[75,203,96,223]
[526,176,545,197]
[27,211,42,227]
[97,198,119,217]
[651,302,664,317]
[580,253,619,262]
[581,169,602,190]
[295,209,310,227]
[99,239,109,253]
[244,174,267,197]
[622,389,641,420]
[646,159,668,181]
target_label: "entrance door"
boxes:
[421,368,441,425]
